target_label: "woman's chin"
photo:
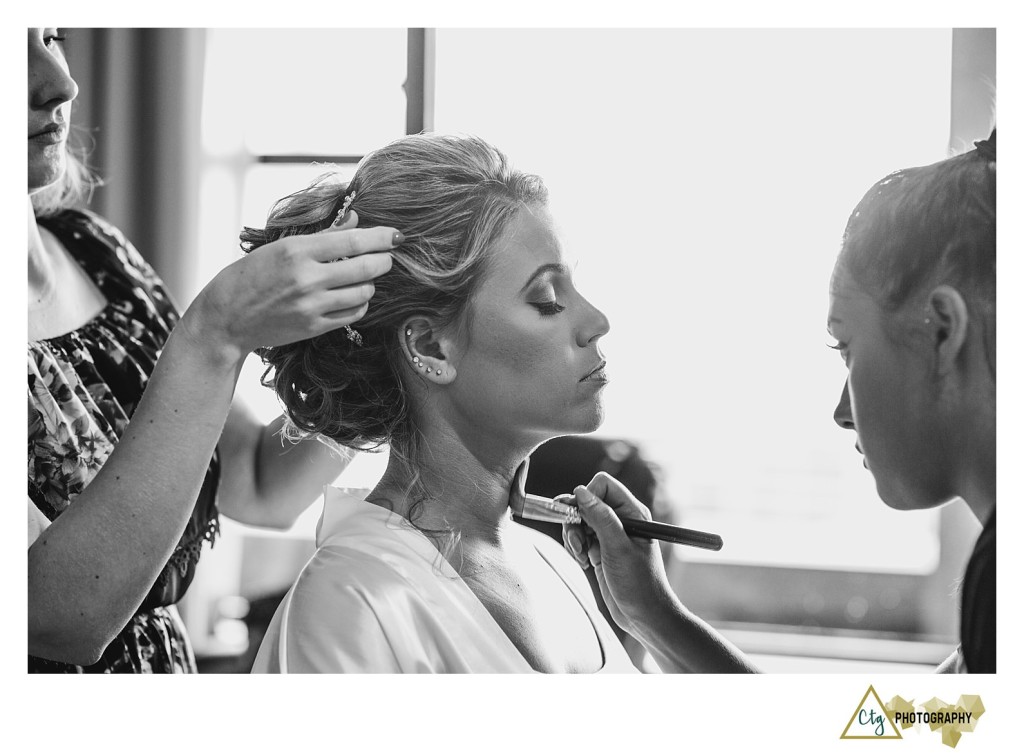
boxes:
[875,478,948,513]
[569,403,606,435]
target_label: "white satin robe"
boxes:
[251,487,637,673]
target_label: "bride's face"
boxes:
[445,205,610,444]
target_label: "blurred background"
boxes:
[61,27,995,672]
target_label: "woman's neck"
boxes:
[27,198,55,304]
[955,372,996,527]
[371,421,533,547]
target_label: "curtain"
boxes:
[65,28,206,305]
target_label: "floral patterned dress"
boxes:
[28,209,220,673]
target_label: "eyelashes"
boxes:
[44,30,67,48]
[531,301,566,316]
[827,341,849,364]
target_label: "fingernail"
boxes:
[575,485,595,507]
[392,231,405,246]
[569,532,582,556]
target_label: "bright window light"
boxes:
[435,29,953,573]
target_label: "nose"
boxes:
[576,294,611,348]
[28,32,79,112]
[833,379,855,430]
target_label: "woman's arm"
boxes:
[29,329,246,665]
[214,399,354,529]
[28,223,398,665]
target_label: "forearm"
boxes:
[216,409,352,529]
[28,323,243,665]
[627,595,760,674]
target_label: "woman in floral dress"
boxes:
[27,27,403,672]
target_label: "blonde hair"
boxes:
[241,133,548,460]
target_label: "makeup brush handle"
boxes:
[621,518,724,551]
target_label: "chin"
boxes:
[28,164,65,194]
[875,476,950,512]
[570,402,606,435]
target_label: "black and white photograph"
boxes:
[12,5,1018,750]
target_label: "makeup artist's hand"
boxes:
[180,211,401,367]
[563,473,677,634]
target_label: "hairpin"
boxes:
[344,324,363,346]
[333,190,357,227]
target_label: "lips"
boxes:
[580,360,608,382]
[29,123,67,141]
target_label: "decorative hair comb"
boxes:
[329,190,364,346]
[333,190,357,228]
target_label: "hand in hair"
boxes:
[180,211,401,367]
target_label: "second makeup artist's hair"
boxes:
[833,129,996,376]
[240,133,548,463]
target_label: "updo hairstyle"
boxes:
[240,133,548,462]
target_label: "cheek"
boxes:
[849,355,918,456]
[476,321,563,381]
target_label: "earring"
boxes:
[435,369,442,375]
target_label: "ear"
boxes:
[925,285,969,377]
[398,317,458,384]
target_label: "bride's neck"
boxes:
[372,424,530,545]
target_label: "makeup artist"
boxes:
[27,26,403,673]
[563,131,997,674]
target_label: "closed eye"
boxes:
[826,340,849,364]
[44,29,67,48]
[531,301,566,316]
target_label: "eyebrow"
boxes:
[519,262,570,294]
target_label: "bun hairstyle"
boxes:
[240,133,548,463]
[835,128,996,376]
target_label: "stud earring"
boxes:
[406,328,412,336]
[435,369,442,375]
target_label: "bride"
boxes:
[248,133,636,673]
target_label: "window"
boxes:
[433,28,963,648]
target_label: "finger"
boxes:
[321,209,359,233]
[318,252,394,289]
[585,472,650,518]
[306,282,377,317]
[309,227,405,262]
[318,301,370,324]
[562,523,589,567]
[574,484,631,546]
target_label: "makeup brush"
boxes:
[509,489,724,552]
